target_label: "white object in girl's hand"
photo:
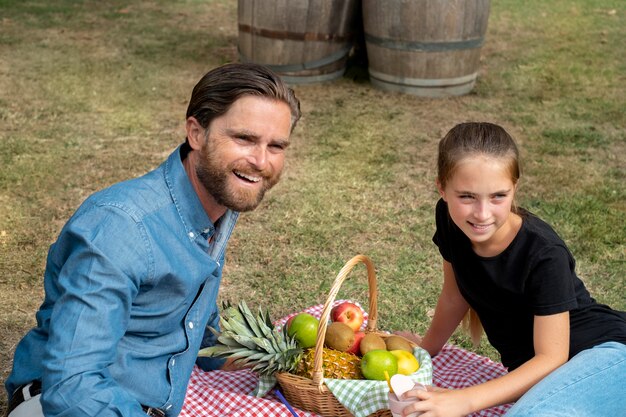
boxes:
[390,374,425,398]
[389,374,415,398]
[388,376,427,417]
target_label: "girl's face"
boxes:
[438,155,519,256]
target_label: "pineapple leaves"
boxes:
[197,300,304,375]
[239,302,265,338]
[198,345,237,357]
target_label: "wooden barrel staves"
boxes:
[362,0,491,97]
[238,0,360,85]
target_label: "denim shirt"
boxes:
[6,143,239,417]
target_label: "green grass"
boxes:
[1,0,625,412]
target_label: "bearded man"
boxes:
[5,63,301,417]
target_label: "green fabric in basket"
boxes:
[255,347,432,417]
[324,347,432,417]
[255,374,277,398]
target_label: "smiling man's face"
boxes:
[195,95,292,213]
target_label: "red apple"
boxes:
[331,302,364,332]
[346,331,366,355]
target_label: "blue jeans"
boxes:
[504,341,626,417]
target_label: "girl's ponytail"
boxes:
[462,307,483,347]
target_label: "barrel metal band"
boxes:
[364,33,484,51]
[238,44,351,72]
[239,23,352,43]
[279,68,346,85]
[368,68,478,87]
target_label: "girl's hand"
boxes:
[402,387,472,417]
[393,330,422,345]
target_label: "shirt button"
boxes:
[188,232,194,238]
[188,321,194,329]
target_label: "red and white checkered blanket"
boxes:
[181,301,512,417]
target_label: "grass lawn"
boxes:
[0,0,624,412]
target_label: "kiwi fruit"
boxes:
[384,335,413,352]
[324,322,355,351]
[359,333,386,355]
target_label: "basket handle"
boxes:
[311,254,378,388]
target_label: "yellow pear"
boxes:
[389,350,420,375]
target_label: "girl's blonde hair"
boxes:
[438,122,522,346]
[462,308,484,347]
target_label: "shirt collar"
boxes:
[164,143,239,254]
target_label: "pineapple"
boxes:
[199,301,362,380]
[297,348,362,380]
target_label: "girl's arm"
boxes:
[461,312,570,411]
[420,260,471,357]
[409,312,570,417]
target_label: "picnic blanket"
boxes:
[181,301,512,417]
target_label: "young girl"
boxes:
[401,122,626,416]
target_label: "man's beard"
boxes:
[195,144,281,212]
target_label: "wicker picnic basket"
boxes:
[276,254,416,417]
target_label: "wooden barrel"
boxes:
[362,0,491,97]
[238,0,360,84]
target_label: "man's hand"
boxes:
[220,357,242,371]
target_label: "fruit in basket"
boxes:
[297,347,362,380]
[325,322,355,351]
[198,301,361,380]
[360,333,387,355]
[385,335,413,352]
[346,331,365,355]
[361,349,398,380]
[390,350,420,375]
[287,313,319,348]
[330,302,365,332]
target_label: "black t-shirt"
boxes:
[432,199,626,370]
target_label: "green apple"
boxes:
[287,313,319,348]
[361,349,398,381]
